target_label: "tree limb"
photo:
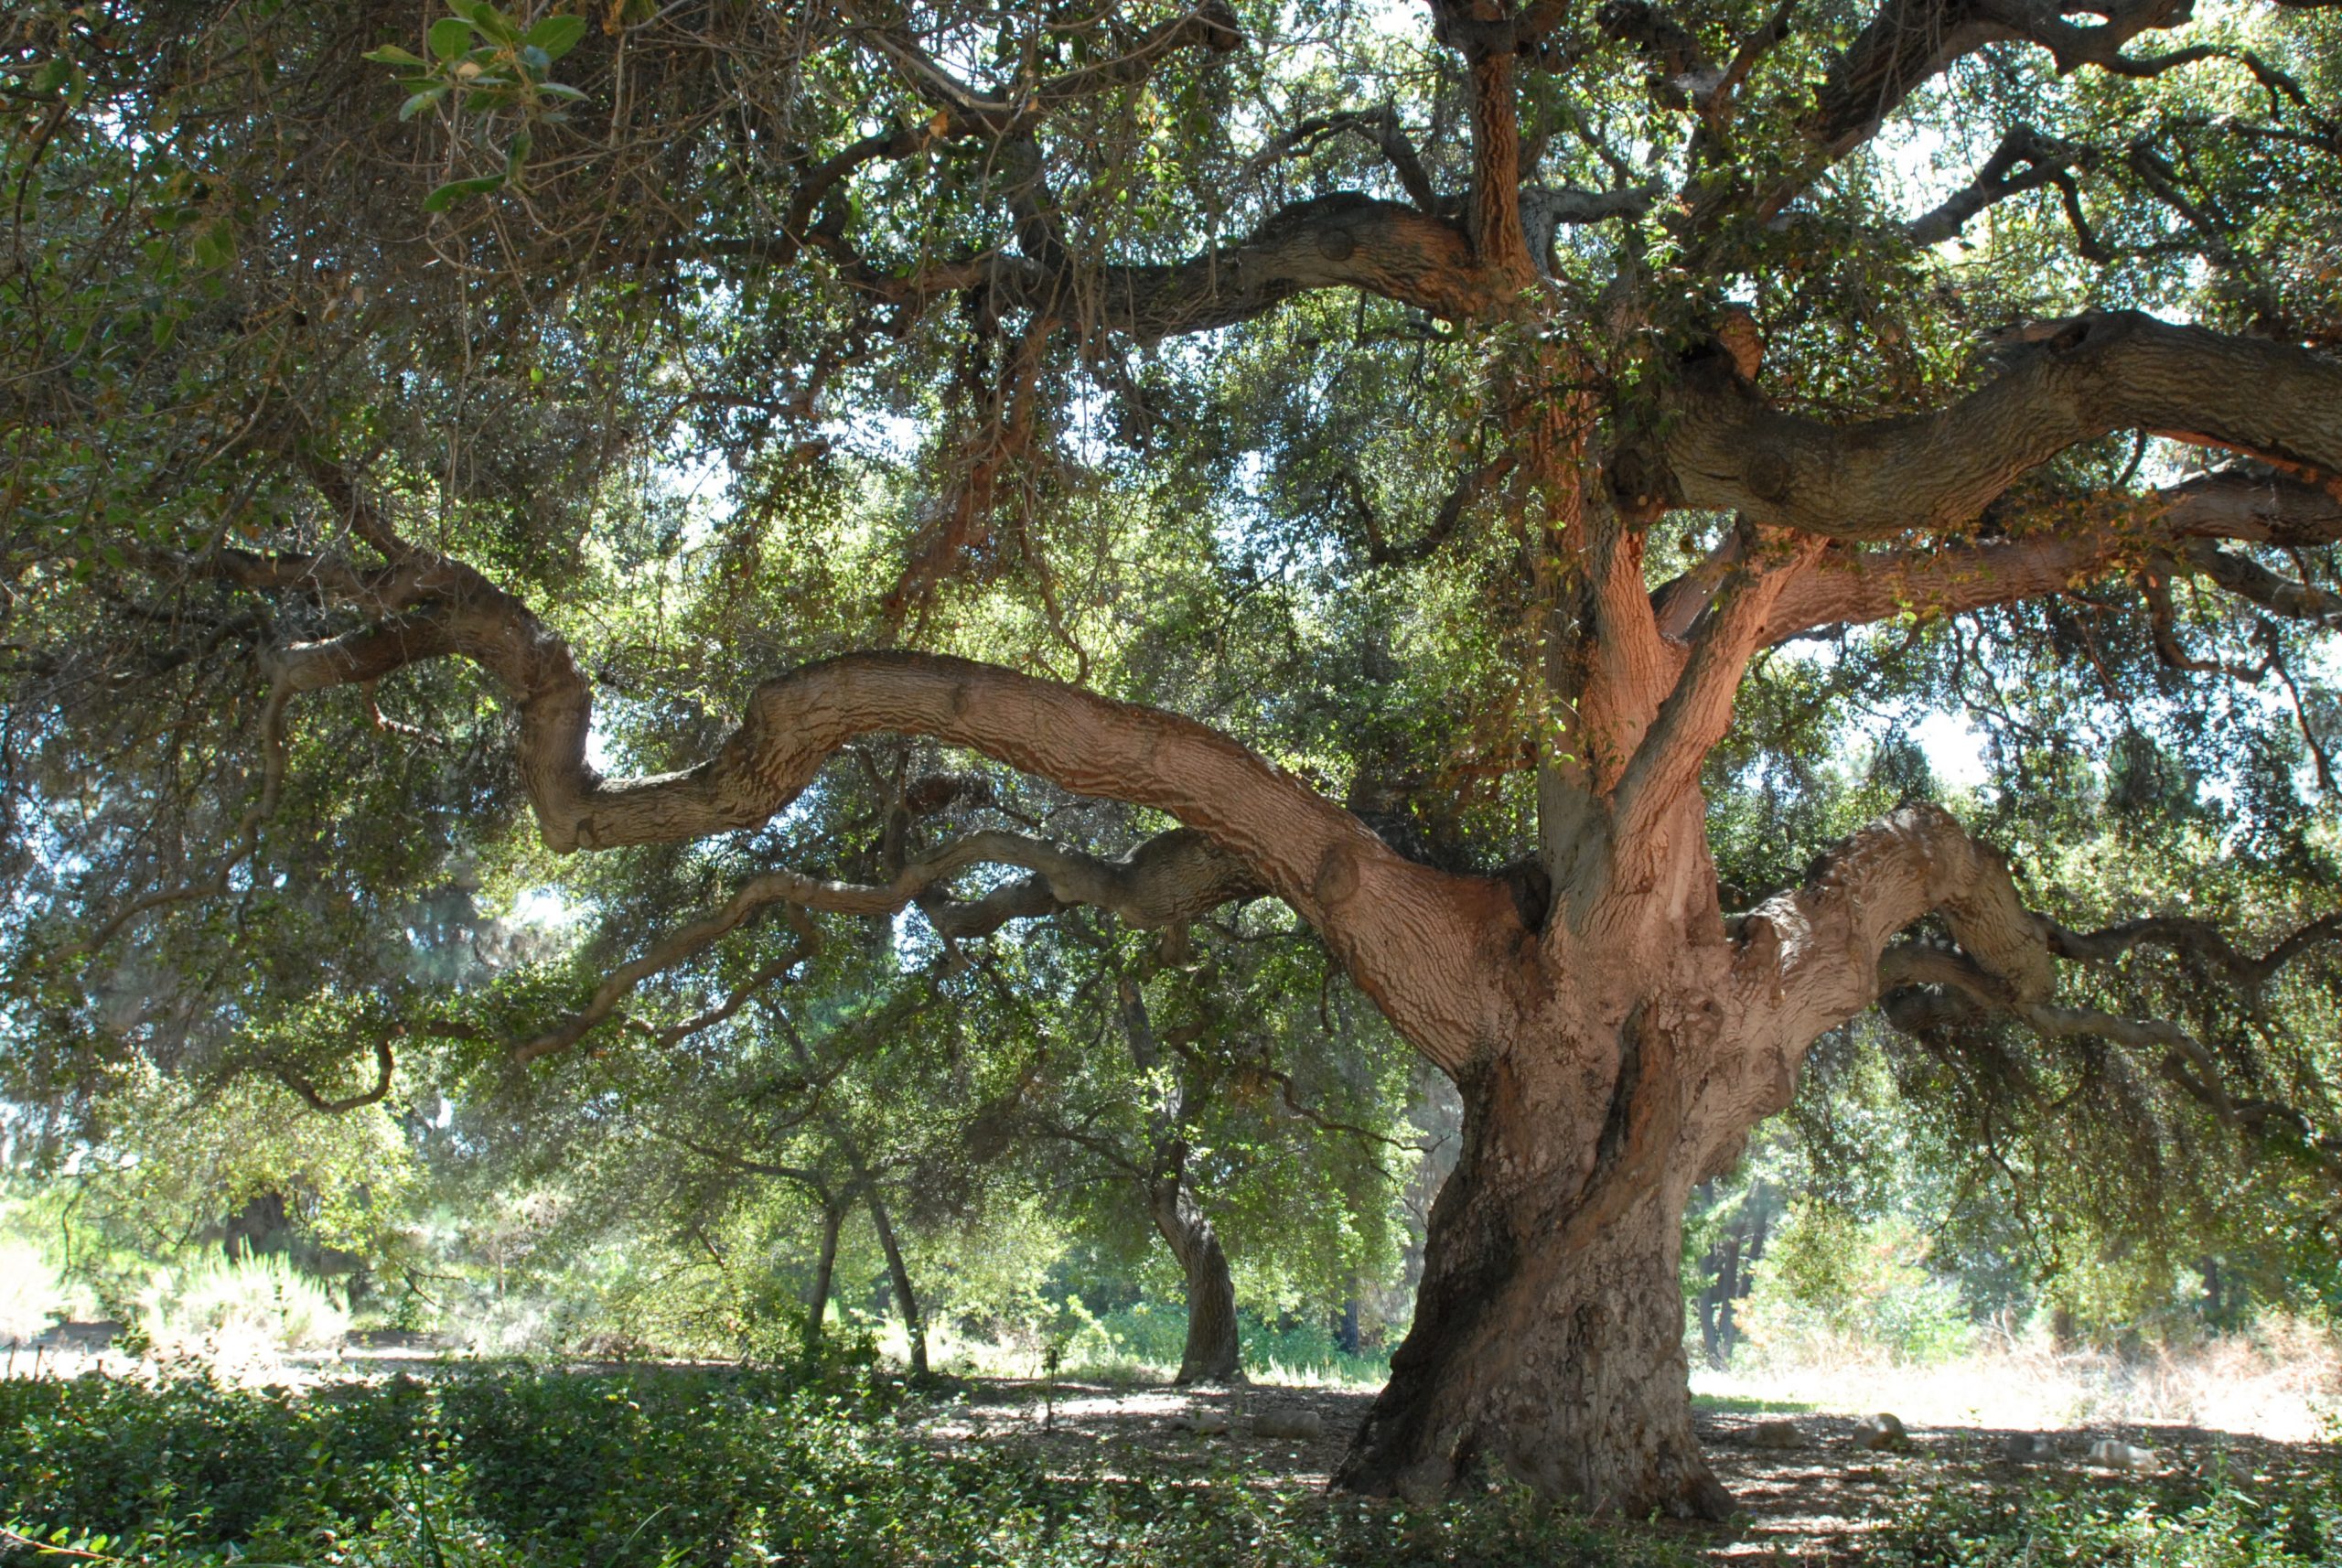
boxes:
[1753,469,2342,642]
[1664,312,2342,539]
[1907,126,2095,246]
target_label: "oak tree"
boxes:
[6,0,2342,1518]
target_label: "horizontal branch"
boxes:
[1809,0,2200,161]
[1665,312,2342,540]
[1755,469,2342,641]
[1878,935,2342,1183]
[1731,801,2054,1079]
[1906,126,2093,247]
[273,1033,397,1113]
[154,495,1515,1073]
[847,0,1242,142]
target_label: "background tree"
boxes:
[961,912,1415,1383]
[5,0,2342,1520]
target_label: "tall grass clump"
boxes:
[136,1251,349,1357]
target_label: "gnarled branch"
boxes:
[1665,312,2342,539]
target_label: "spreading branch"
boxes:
[145,482,1511,1070]
[1664,312,2342,539]
[1731,803,2341,1185]
[1752,469,2342,642]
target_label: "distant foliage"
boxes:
[1735,1202,1975,1367]
[0,1235,69,1344]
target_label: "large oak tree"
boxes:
[5,0,2342,1519]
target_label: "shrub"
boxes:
[135,1251,350,1357]
[1871,1466,2342,1567]
[0,1237,68,1344]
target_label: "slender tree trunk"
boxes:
[1148,1174,1241,1385]
[865,1187,928,1377]
[1697,1228,1742,1367]
[805,1200,843,1358]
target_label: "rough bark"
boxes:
[1334,1000,1736,1519]
[1662,312,2342,537]
[1148,1174,1242,1385]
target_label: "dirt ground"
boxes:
[908,1376,2333,1563]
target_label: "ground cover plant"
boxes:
[0,1365,1709,1567]
[5,1360,2337,1567]
[1871,1467,2342,1568]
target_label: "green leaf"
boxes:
[363,44,429,68]
[428,17,474,61]
[399,85,449,121]
[422,173,506,211]
[538,81,588,102]
[522,15,589,59]
[460,3,521,45]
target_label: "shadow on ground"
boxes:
[914,1377,2335,1562]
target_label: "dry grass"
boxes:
[1693,1313,2342,1441]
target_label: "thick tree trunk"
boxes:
[1333,1013,1735,1520]
[865,1187,929,1377]
[1149,1176,1242,1385]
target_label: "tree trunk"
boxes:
[1148,1175,1241,1385]
[865,1187,928,1377]
[804,1200,843,1358]
[1697,1228,1743,1367]
[1333,1014,1735,1520]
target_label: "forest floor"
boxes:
[9,1327,2336,1563]
[910,1375,2334,1563]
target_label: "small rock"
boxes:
[1748,1418,1808,1450]
[1171,1409,1230,1436]
[1252,1409,1325,1441]
[2004,1433,2055,1462]
[2086,1439,2158,1473]
[1852,1412,1908,1452]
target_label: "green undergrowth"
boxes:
[8,1366,2336,1567]
[1871,1462,2342,1568]
[0,1365,1698,1566]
